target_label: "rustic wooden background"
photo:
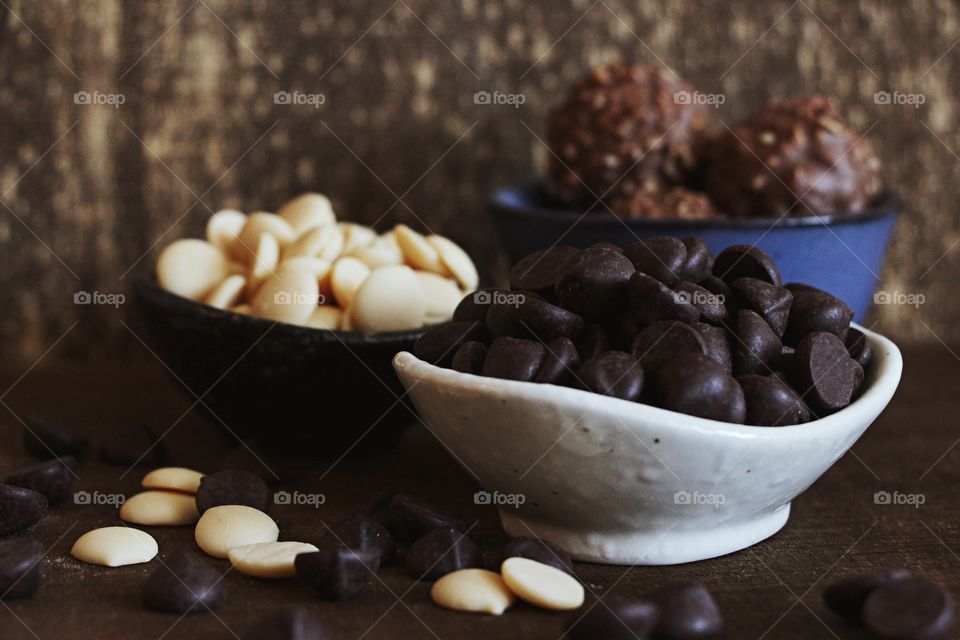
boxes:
[1,0,958,363]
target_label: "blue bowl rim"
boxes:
[490,185,902,229]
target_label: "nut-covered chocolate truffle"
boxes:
[546,63,709,208]
[608,186,722,219]
[705,96,881,217]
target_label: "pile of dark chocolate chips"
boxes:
[415,239,871,426]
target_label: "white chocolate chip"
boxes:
[284,225,344,263]
[278,193,336,234]
[431,569,516,615]
[394,224,447,274]
[119,491,199,526]
[194,505,279,559]
[236,212,296,260]
[206,274,247,310]
[71,527,158,567]
[249,232,281,292]
[415,271,464,320]
[157,239,231,301]
[232,304,252,315]
[142,467,204,494]
[340,223,377,253]
[348,232,404,268]
[500,557,584,611]
[340,306,355,331]
[351,265,426,332]
[427,235,479,292]
[330,257,371,308]
[251,267,321,326]
[306,305,342,330]
[205,209,246,251]
[227,541,319,578]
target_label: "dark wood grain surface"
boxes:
[0,345,957,639]
[1,0,960,362]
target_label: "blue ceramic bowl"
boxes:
[490,185,901,321]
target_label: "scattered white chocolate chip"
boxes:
[416,271,465,320]
[236,212,296,258]
[331,257,371,308]
[119,491,199,526]
[71,527,158,567]
[195,505,279,559]
[142,467,204,494]
[227,541,319,579]
[348,233,405,268]
[206,274,247,310]
[251,267,321,326]
[395,224,446,274]
[306,305,343,330]
[248,232,281,293]
[351,265,426,332]
[285,225,343,263]
[157,239,231,301]
[431,569,516,615]
[278,192,336,234]
[232,304,252,315]
[340,306,355,331]
[500,557,584,611]
[428,235,479,292]
[205,209,246,251]
[340,223,377,253]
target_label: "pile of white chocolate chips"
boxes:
[155,193,478,331]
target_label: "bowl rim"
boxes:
[132,276,430,344]
[489,184,902,229]
[393,323,902,435]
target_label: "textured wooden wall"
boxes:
[1,0,958,363]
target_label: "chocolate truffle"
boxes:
[608,186,721,220]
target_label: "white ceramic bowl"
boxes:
[393,324,902,566]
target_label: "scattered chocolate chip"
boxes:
[627,272,699,326]
[788,332,863,414]
[738,374,811,426]
[735,310,783,376]
[823,569,912,623]
[486,537,574,575]
[6,457,75,505]
[632,321,706,374]
[486,295,583,341]
[578,352,645,401]
[0,486,47,536]
[535,337,581,386]
[650,582,724,639]
[99,423,167,467]
[481,337,546,382]
[623,237,687,286]
[575,324,611,361]
[566,600,659,640]
[731,278,793,337]
[23,414,89,460]
[321,515,396,565]
[695,323,733,373]
[676,281,727,324]
[783,289,853,346]
[653,354,746,423]
[862,577,954,640]
[406,526,482,581]
[555,248,635,320]
[845,327,873,369]
[195,469,271,514]
[243,607,328,640]
[0,538,43,599]
[295,548,379,600]
[414,321,486,367]
[509,246,581,299]
[453,288,505,323]
[589,242,623,252]
[451,341,488,375]
[680,237,711,283]
[712,245,781,286]
[142,551,226,614]
[388,494,465,544]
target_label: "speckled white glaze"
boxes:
[393,324,902,565]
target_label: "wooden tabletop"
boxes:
[0,346,957,640]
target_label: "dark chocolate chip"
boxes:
[589,241,623,252]
[566,600,659,640]
[195,469,271,514]
[737,374,811,426]
[142,551,226,614]
[23,414,89,460]
[453,288,505,323]
[534,337,581,386]
[219,445,279,485]
[650,582,724,639]
[406,526,482,581]
[99,423,167,467]
[575,324,611,361]
[845,327,873,369]
[388,494,465,544]
[295,548,379,600]
[712,244,781,286]
[623,237,687,286]
[632,321,707,374]
[823,569,912,624]
[0,486,47,536]
[486,294,583,341]
[488,537,574,575]
[735,310,783,376]
[481,337,546,382]
[627,272,699,326]
[451,341,488,374]
[700,275,732,302]
[653,354,746,423]
[731,278,793,337]
[555,248,635,320]
[783,289,853,346]
[509,246,581,298]
[676,281,727,324]
[788,332,863,414]
[577,351,645,401]
[6,457,75,505]
[680,237,711,283]
[413,321,486,367]
[320,515,396,565]
[862,577,954,640]
[0,538,43,599]
[695,323,733,373]
[243,607,328,640]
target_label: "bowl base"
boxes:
[499,503,791,566]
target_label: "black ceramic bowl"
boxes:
[133,278,426,458]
